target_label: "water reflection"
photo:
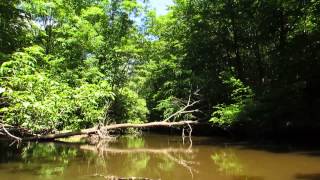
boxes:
[211,150,244,176]
[0,135,320,180]
[296,173,320,180]
[22,143,78,177]
[80,136,197,178]
[211,149,266,180]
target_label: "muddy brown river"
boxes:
[0,134,320,180]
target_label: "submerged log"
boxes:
[1,120,199,142]
[80,145,193,154]
[91,173,157,180]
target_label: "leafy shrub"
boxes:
[210,70,254,128]
[108,87,148,124]
[0,46,114,132]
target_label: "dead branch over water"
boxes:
[0,120,199,143]
[0,91,200,145]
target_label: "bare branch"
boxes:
[0,123,22,143]
[163,100,200,122]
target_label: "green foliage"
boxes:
[1,0,320,136]
[210,71,254,128]
[0,0,31,54]
[109,88,148,124]
[0,46,114,132]
[140,0,320,135]
[210,104,243,128]
[0,0,150,134]
[155,96,182,120]
[219,70,254,103]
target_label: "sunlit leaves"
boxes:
[210,70,254,127]
[0,46,114,132]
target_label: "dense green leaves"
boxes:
[1,46,114,132]
[0,0,30,55]
[210,70,254,127]
[0,0,148,133]
[139,0,320,135]
[1,0,320,136]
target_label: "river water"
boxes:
[0,134,320,180]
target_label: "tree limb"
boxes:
[0,123,22,143]
[20,120,199,141]
[163,100,200,122]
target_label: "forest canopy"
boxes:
[1,0,320,137]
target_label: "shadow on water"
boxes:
[201,136,320,158]
[231,175,264,180]
[235,142,320,158]
[0,142,23,163]
[296,173,320,180]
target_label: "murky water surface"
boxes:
[1,134,320,180]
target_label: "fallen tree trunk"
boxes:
[16,120,199,141]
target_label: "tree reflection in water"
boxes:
[211,150,244,176]
[20,142,78,177]
[1,137,266,180]
[211,149,264,180]
[81,136,198,178]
